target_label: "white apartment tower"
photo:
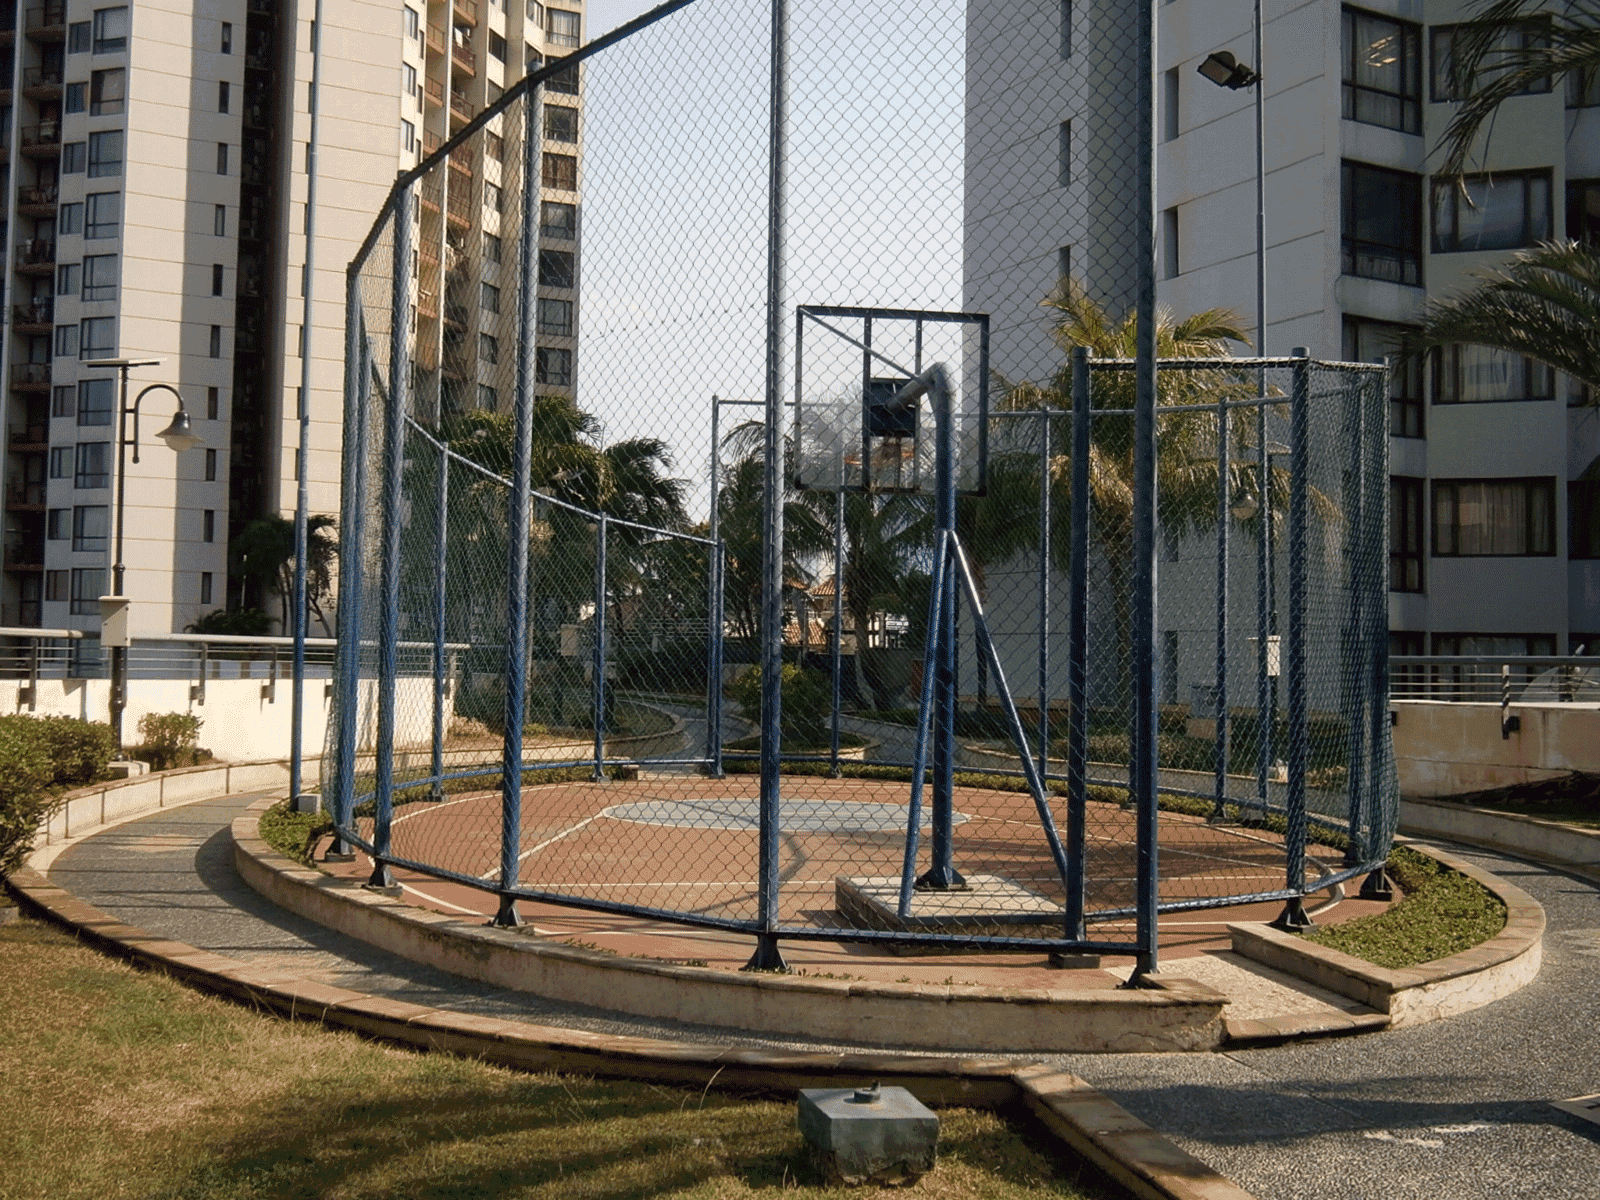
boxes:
[0,0,582,638]
[966,0,1600,663]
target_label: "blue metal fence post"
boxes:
[707,396,724,774]
[369,184,412,893]
[1360,366,1396,899]
[1272,348,1315,930]
[1210,364,1232,820]
[830,483,843,775]
[1037,401,1052,778]
[1064,347,1090,941]
[592,516,608,780]
[495,85,544,929]
[1342,362,1369,862]
[430,442,448,802]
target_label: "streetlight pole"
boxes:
[89,359,204,751]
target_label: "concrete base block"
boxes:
[835,874,1063,945]
[106,760,150,779]
[294,792,321,815]
[798,1085,938,1185]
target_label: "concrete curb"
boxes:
[1227,841,1544,1028]
[2,864,1257,1200]
[1400,796,1600,885]
[232,799,1229,1054]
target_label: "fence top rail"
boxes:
[1079,355,1386,372]
[0,625,84,640]
[1392,656,1597,669]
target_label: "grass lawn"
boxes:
[0,919,1118,1200]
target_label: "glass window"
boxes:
[1342,6,1422,134]
[87,130,123,177]
[52,385,76,418]
[77,378,115,426]
[480,282,500,313]
[66,82,87,113]
[57,263,81,296]
[1341,160,1422,286]
[72,506,108,552]
[548,63,579,95]
[1569,65,1600,108]
[48,510,69,540]
[1572,481,1600,560]
[479,332,498,363]
[218,79,230,113]
[220,21,231,53]
[82,254,117,302]
[55,324,80,358]
[539,249,575,288]
[51,447,73,479]
[541,152,576,189]
[547,8,580,46]
[540,200,576,240]
[70,569,106,615]
[484,181,503,212]
[68,21,90,52]
[1431,21,1550,102]
[537,297,572,336]
[80,316,116,359]
[490,31,507,62]
[1432,477,1555,556]
[62,142,86,173]
[209,325,222,358]
[46,571,69,603]
[1390,476,1424,591]
[1568,179,1600,244]
[86,192,121,238]
[1434,344,1555,404]
[205,449,217,481]
[60,203,84,236]
[1058,118,1071,184]
[216,142,228,174]
[1432,170,1550,253]
[75,442,111,489]
[91,68,125,115]
[536,346,572,385]
[528,1,545,25]
[483,232,502,262]
[92,6,129,54]
[203,509,215,542]
[1343,316,1423,437]
[545,105,577,142]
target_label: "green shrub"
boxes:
[21,716,116,787]
[0,718,59,876]
[131,712,205,772]
[730,664,831,745]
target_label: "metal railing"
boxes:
[1391,655,1599,705]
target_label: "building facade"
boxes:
[966,0,1600,675]
[0,0,581,640]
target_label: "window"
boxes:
[216,78,230,114]
[62,142,86,173]
[77,378,114,426]
[48,510,69,540]
[66,82,86,113]
[483,232,502,262]
[82,254,117,302]
[205,449,217,481]
[480,282,501,313]
[87,130,123,177]
[1432,170,1550,254]
[536,346,572,385]
[1390,476,1424,591]
[1057,245,1072,285]
[486,132,504,162]
[60,203,84,236]
[203,509,216,543]
[548,63,578,95]
[72,506,108,553]
[1161,69,1178,142]
[200,572,213,605]
[1160,206,1178,279]
[1432,477,1555,556]
[209,325,222,358]
[216,142,229,175]
[1060,0,1072,58]
[487,80,504,104]
[405,7,420,39]
[1343,316,1423,438]
[51,447,73,479]
[1571,480,1600,559]
[542,152,577,190]
[537,297,572,336]
[1568,179,1600,244]
[1057,119,1072,185]
[539,249,575,288]
[1569,64,1600,108]
[80,316,116,359]
[1341,7,1421,133]
[479,333,499,364]
[528,1,545,25]
[547,7,580,46]
[92,6,129,54]
[545,105,578,142]
[55,325,79,358]
[211,262,224,296]
[540,200,575,240]
[70,569,106,616]
[214,204,227,237]
[484,181,503,212]
[1433,633,1555,658]
[206,386,219,420]
[221,21,232,53]
[52,386,76,418]
[477,384,498,408]
[490,31,507,62]
[86,192,121,238]
[57,263,81,296]
[75,442,111,489]
[1431,21,1549,103]
[1433,344,1554,404]
[69,21,90,53]
[1341,160,1422,286]
[91,68,126,115]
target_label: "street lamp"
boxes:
[86,359,204,750]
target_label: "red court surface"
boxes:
[323,773,1389,992]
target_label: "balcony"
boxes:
[1,602,43,627]
[22,66,62,96]
[11,301,52,332]
[452,40,476,77]
[453,0,479,26]
[4,534,45,570]
[16,184,57,215]
[449,143,473,177]
[19,122,60,154]
[8,422,48,449]
[425,75,445,107]
[417,287,439,320]
[449,90,475,125]
[426,22,446,55]
[5,479,47,508]
[23,5,67,40]
[13,238,56,271]
[445,188,471,227]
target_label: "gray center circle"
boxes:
[602,797,969,833]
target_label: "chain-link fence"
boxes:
[325,0,1397,970]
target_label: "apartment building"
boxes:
[966,0,1600,679]
[0,0,582,639]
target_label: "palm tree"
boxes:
[231,513,339,635]
[1434,0,1600,182]
[1402,240,1600,393]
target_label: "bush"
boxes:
[0,718,59,876]
[730,664,830,745]
[131,712,205,772]
[21,716,117,787]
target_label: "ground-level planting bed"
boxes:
[0,919,1121,1200]
[1439,771,1600,831]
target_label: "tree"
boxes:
[1403,240,1600,394]
[1434,0,1600,182]
[232,513,338,636]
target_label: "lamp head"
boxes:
[1198,50,1261,90]
[155,407,205,453]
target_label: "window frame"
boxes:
[1390,475,1425,592]
[1431,476,1556,557]
[1432,343,1555,405]
[1341,5,1422,134]
[1430,20,1551,104]
[82,254,117,302]
[74,442,111,489]
[90,67,126,115]
[1341,159,1424,286]
[70,568,107,615]
[71,505,109,553]
[1431,169,1551,254]
[1571,479,1600,560]
[535,346,573,386]
[76,378,114,427]
[92,5,129,55]
[1343,315,1424,437]
[86,129,124,178]
[79,316,117,360]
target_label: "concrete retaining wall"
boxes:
[1392,701,1600,797]
[1400,797,1600,876]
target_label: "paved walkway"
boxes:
[38,790,1600,1199]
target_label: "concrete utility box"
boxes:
[797,1084,938,1185]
